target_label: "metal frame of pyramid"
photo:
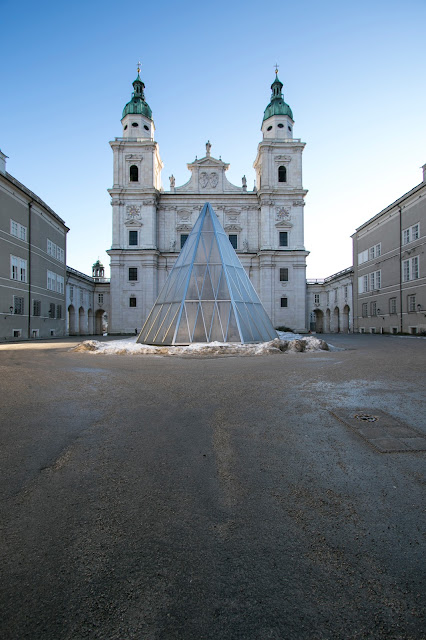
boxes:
[137,202,278,345]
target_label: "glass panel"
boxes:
[141,305,163,342]
[152,304,173,343]
[216,269,231,300]
[226,308,240,342]
[194,264,207,298]
[209,239,221,264]
[201,269,215,300]
[235,303,253,342]
[175,306,190,344]
[209,264,222,295]
[201,232,214,260]
[200,301,215,339]
[194,236,207,264]
[186,273,201,300]
[202,209,214,232]
[217,301,231,337]
[210,304,224,342]
[193,304,207,342]
[160,303,180,343]
[244,304,262,342]
[175,267,191,301]
[185,302,199,339]
[181,234,198,265]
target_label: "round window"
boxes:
[124,125,128,130]
[278,123,284,128]
[267,125,272,131]
[132,122,139,127]
[288,125,292,132]
[144,125,149,131]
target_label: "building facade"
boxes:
[107,70,309,334]
[352,166,426,334]
[0,150,68,340]
[307,267,353,333]
[66,261,110,336]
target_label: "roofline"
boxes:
[66,266,95,283]
[353,179,426,235]
[1,171,69,230]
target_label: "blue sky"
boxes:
[1,0,425,278]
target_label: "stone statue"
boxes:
[170,240,176,251]
[206,140,211,157]
[242,175,247,189]
[169,174,175,188]
[242,239,249,253]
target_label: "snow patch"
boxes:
[71,334,330,357]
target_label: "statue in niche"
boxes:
[169,174,175,188]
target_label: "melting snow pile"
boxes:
[71,331,329,357]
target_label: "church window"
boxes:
[180,234,188,249]
[124,125,128,130]
[281,297,288,308]
[144,125,149,131]
[129,268,138,281]
[288,126,292,132]
[278,123,284,128]
[279,268,288,282]
[98,294,104,304]
[279,232,288,247]
[131,122,139,127]
[267,126,272,131]
[278,166,287,182]
[130,165,139,182]
[129,230,138,245]
[228,234,238,250]
[129,297,137,307]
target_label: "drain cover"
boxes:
[331,409,426,453]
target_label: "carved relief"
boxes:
[126,205,141,220]
[292,200,305,207]
[275,207,291,222]
[200,171,219,189]
[274,155,291,162]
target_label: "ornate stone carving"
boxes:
[126,205,141,220]
[125,154,143,161]
[292,200,305,207]
[176,223,193,231]
[275,155,292,162]
[200,171,219,189]
[224,223,242,232]
[275,207,291,222]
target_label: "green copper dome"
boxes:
[263,74,293,122]
[122,73,152,120]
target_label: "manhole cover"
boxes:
[354,413,379,423]
[330,409,426,453]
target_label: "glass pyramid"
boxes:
[137,202,278,345]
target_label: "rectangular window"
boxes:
[33,300,41,316]
[98,294,104,304]
[403,257,419,282]
[129,267,138,281]
[56,305,62,319]
[279,268,288,282]
[412,224,419,240]
[11,256,27,282]
[129,230,138,246]
[14,296,24,315]
[129,297,137,307]
[80,290,84,305]
[49,303,55,318]
[11,255,18,280]
[358,250,368,265]
[370,302,377,316]
[13,329,22,338]
[228,234,238,250]
[408,295,416,312]
[56,275,64,294]
[11,220,26,241]
[280,297,288,308]
[334,288,338,302]
[344,285,348,299]
[326,292,330,305]
[47,270,57,291]
[180,234,189,249]
[314,293,320,304]
[279,232,288,247]
[389,297,397,314]
[369,246,375,260]
[369,270,381,291]
[403,228,410,245]
[403,259,410,282]
[362,303,368,317]
[57,247,64,263]
[47,239,55,256]
[412,256,419,280]
[20,259,27,283]
[69,285,74,300]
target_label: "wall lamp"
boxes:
[417,304,426,317]
[377,308,385,321]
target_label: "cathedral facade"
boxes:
[107,70,309,335]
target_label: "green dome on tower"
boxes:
[262,73,293,122]
[122,72,152,120]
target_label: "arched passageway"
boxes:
[342,305,350,333]
[313,309,324,333]
[95,309,106,335]
[68,305,76,335]
[325,309,331,332]
[88,308,93,335]
[332,307,340,333]
[78,307,87,335]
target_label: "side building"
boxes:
[307,267,353,333]
[352,165,426,335]
[0,150,68,340]
[66,261,110,336]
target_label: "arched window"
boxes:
[278,165,287,183]
[130,165,138,182]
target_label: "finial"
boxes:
[274,63,279,76]
[137,60,141,74]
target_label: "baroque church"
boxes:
[107,68,309,334]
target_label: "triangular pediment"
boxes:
[137,203,277,345]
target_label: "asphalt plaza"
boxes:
[0,333,425,639]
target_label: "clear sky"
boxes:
[1,0,425,279]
